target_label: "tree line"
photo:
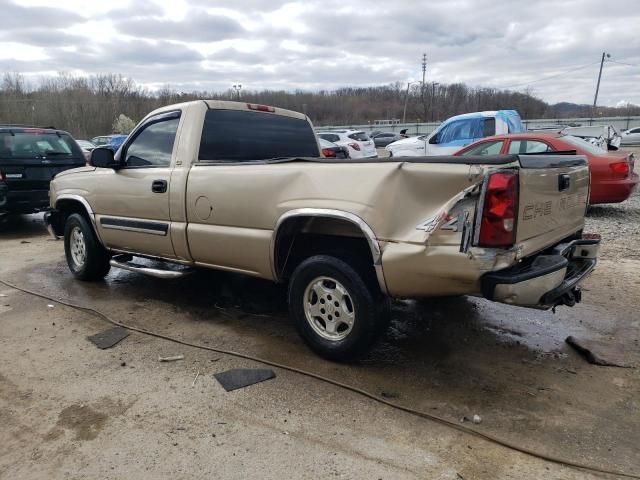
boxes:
[1,72,638,139]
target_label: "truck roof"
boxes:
[145,100,308,122]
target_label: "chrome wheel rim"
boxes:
[70,226,87,267]
[303,276,355,341]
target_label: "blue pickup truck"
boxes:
[386,110,525,157]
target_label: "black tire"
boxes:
[288,255,389,362]
[64,213,111,281]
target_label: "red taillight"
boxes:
[321,148,336,157]
[0,170,4,181]
[348,142,360,151]
[610,161,630,178]
[478,172,519,247]
[246,103,275,113]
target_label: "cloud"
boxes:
[113,10,245,42]
[0,0,85,29]
[1,0,639,106]
[0,28,86,47]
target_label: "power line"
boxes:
[500,61,601,89]
[607,59,640,68]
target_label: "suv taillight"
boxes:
[348,142,360,151]
[0,170,4,182]
[321,148,336,157]
[478,172,519,247]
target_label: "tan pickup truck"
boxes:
[46,100,600,361]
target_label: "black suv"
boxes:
[0,126,85,215]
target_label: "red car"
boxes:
[455,133,638,204]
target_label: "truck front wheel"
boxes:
[64,213,111,281]
[288,255,388,362]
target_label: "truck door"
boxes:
[91,111,181,259]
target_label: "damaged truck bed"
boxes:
[46,100,600,360]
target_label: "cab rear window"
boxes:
[0,131,83,160]
[198,109,320,162]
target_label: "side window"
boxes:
[438,118,484,144]
[631,128,640,134]
[124,117,180,168]
[348,132,369,141]
[319,133,340,143]
[460,140,503,156]
[507,140,552,154]
[483,118,496,137]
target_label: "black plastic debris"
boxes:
[87,327,129,349]
[214,368,276,392]
[566,336,630,367]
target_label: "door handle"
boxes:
[151,180,167,193]
[558,174,571,192]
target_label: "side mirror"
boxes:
[90,147,120,169]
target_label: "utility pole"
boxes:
[592,52,610,121]
[402,81,417,124]
[430,82,439,122]
[421,53,427,121]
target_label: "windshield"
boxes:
[0,131,84,160]
[561,135,606,155]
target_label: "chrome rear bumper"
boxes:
[481,234,600,309]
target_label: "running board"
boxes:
[110,254,193,279]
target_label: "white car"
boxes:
[561,125,621,151]
[317,130,377,159]
[621,127,640,146]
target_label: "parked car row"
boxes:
[317,130,377,159]
[1,107,638,221]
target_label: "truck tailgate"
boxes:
[516,155,589,256]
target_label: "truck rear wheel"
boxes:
[64,213,111,281]
[288,255,388,362]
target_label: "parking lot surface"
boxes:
[1,155,639,478]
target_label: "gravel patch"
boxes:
[585,146,640,260]
[586,190,640,260]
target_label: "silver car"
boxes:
[621,127,640,146]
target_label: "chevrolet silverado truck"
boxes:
[46,100,600,361]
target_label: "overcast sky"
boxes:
[1,0,639,106]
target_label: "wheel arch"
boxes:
[53,195,102,243]
[270,208,388,295]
